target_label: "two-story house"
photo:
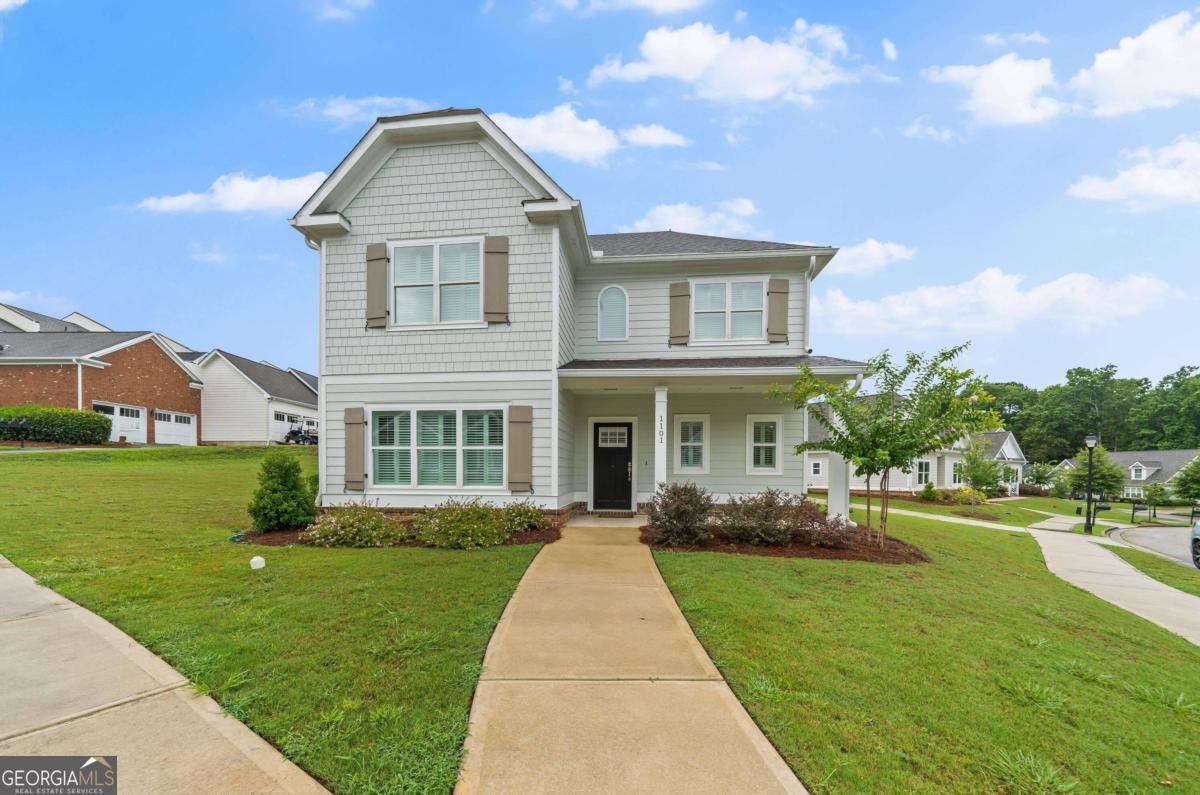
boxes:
[1055,448,1200,499]
[290,108,864,519]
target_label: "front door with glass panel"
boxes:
[593,423,633,510]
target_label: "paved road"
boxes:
[1119,525,1195,567]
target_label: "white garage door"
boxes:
[153,411,197,446]
[93,403,147,444]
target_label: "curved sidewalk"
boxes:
[456,521,806,794]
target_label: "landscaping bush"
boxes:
[799,512,856,550]
[1050,479,1070,499]
[502,499,550,535]
[919,482,938,501]
[247,452,316,532]
[413,498,512,549]
[0,404,111,445]
[646,482,714,546]
[1019,482,1049,497]
[301,503,403,547]
[719,489,854,549]
[938,487,987,505]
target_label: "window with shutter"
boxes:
[691,278,767,342]
[390,237,483,326]
[463,409,504,486]
[372,411,411,486]
[366,406,508,489]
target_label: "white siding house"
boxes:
[192,350,318,445]
[291,108,865,517]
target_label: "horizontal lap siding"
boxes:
[197,356,266,443]
[572,269,809,361]
[558,242,576,366]
[558,387,575,500]
[323,379,553,502]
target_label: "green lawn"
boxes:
[850,496,1048,527]
[0,447,538,794]
[1110,546,1200,599]
[655,509,1200,794]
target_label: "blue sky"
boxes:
[1,0,1197,385]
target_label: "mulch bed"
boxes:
[232,524,561,548]
[640,527,930,565]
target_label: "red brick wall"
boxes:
[0,364,77,408]
[84,340,201,444]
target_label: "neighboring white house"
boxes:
[805,416,1028,496]
[1055,448,1199,499]
[289,107,866,517]
[190,349,319,445]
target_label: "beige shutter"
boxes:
[669,282,690,345]
[344,407,366,491]
[366,243,388,329]
[483,236,509,323]
[767,278,789,343]
[507,405,533,492]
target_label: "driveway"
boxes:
[1118,525,1195,567]
[0,555,326,794]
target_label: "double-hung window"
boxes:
[916,460,931,485]
[674,415,709,474]
[692,278,766,342]
[952,461,964,485]
[391,238,482,327]
[746,415,783,475]
[369,407,505,489]
[1130,465,1144,481]
[811,460,823,477]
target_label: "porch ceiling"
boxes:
[558,354,865,394]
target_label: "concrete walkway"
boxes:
[0,556,326,795]
[456,519,805,795]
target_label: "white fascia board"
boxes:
[584,246,838,272]
[90,333,201,381]
[62,311,112,332]
[0,357,109,368]
[559,365,865,379]
[206,351,271,400]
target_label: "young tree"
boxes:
[772,344,997,543]
[1172,456,1200,505]
[961,439,1004,494]
[1063,445,1126,499]
[1142,482,1168,518]
[1024,462,1057,487]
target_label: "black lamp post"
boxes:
[1083,434,1098,535]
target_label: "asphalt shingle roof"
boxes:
[0,304,86,332]
[587,231,825,258]
[216,350,318,407]
[289,368,318,392]
[560,355,865,371]
[1109,449,1199,484]
[0,331,148,358]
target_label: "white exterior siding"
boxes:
[322,377,554,506]
[558,387,576,502]
[557,241,577,366]
[572,268,809,360]
[322,142,554,376]
[196,355,269,444]
[268,398,319,443]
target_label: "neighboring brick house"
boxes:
[0,330,203,444]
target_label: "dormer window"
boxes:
[597,285,628,342]
[1131,465,1144,481]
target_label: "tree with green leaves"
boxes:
[1142,483,1168,518]
[961,439,1004,494]
[1063,445,1126,499]
[1172,456,1200,505]
[1024,462,1057,487]
[772,343,997,543]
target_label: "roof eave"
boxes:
[588,246,838,268]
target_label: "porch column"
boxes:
[826,452,851,523]
[654,386,668,490]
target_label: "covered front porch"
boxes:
[557,362,856,519]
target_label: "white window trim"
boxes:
[952,461,964,485]
[916,459,931,485]
[387,235,486,330]
[1130,465,1144,481]
[1124,485,1144,499]
[596,285,629,342]
[746,414,784,476]
[673,414,710,475]
[811,460,823,476]
[365,403,509,493]
[689,276,769,346]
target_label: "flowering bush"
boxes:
[938,487,987,505]
[502,499,550,535]
[413,499,512,549]
[301,503,403,547]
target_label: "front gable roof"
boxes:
[0,331,202,383]
[200,349,317,408]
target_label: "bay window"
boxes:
[369,406,505,488]
[391,238,482,326]
[692,278,766,342]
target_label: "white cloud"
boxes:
[814,268,1174,336]
[881,38,897,61]
[138,172,326,214]
[492,104,620,165]
[1069,11,1200,117]
[293,95,431,126]
[557,76,578,94]
[0,288,69,315]
[902,117,957,143]
[188,242,228,265]
[619,197,763,236]
[588,18,856,104]
[0,0,29,12]
[620,123,690,147]
[1067,133,1200,210]
[923,53,1063,125]
[313,0,371,21]
[559,0,706,13]
[827,238,915,277]
[733,9,747,23]
[981,31,1049,46]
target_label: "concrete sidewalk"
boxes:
[1029,530,1200,646]
[0,555,327,795]
[456,521,806,794]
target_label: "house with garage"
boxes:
[289,107,865,517]
[1055,448,1199,500]
[0,325,203,445]
[189,349,318,444]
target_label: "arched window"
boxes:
[597,285,628,341]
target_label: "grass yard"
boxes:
[1110,546,1200,599]
[0,447,539,794]
[655,510,1200,794]
[850,496,1048,527]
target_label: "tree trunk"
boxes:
[863,474,873,533]
[879,471,890,545]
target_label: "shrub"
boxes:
[939,487,987,505]
[919,481,938,501]
[247,452,316,532]
[1050,478,1069,499]
[413,498,512,549]
[502,500,550,535]
[646,482,714,546]
[721,489,803,545]
[1019,482,1048,497]
[0,404,111,445]
[301,503,403,547]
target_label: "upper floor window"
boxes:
[1130,465,1144,481]
[391,238,482,327]
[597,286,628,342]
[692,278,766,342]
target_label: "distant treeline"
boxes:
[983,365,1200,463]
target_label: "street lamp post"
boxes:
[1083,434,1098,535]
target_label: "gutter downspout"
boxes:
[75,360,83,409]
